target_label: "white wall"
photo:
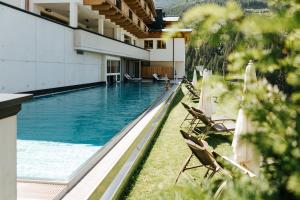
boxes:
[0,115,17,200]
[75,30,150,61]
[146,38,186,78]
[1,0,21,8]
[0,3,103,93]
[175,61,185,78]
[148,38,186,62]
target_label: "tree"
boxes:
[165,0,300,199]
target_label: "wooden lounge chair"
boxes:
[183,76,194,87]
[186,86,200,100]
[182,76,190,84]
[176,130,256,185]
[181,104,235,135]
[180,103,204,128]
[175,130,222,183]
[192,112,235,137]
[124,73,142,82]
[152,73,169,81]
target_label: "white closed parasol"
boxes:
[198,69,213,118]
[232,61,261,175]
[192,69,198,86]
[196,65,204,76]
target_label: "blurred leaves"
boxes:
[164,0,300,199]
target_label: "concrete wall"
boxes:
[0,3,103,93]
[0,116,17,200]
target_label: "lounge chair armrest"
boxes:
[213,118,236,122]
[222,156,256,178]
[185,139,206,150]
[212,152,256,178]
[212,122,226,129]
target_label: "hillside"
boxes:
[155,0,267,16]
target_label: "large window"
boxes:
[124,35,132,44]
[116,0,122,9]
[157,40,166,49]
[144,40,153,49]
[107,59,121,83]
[107,60,120,74]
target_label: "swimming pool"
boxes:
[17,82,165,181]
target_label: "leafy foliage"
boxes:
[165,0,300,199]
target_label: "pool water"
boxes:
[17,82,165,181]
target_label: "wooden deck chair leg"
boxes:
[191,120,202,133]
[204,169,211,178]
[213,180,227,200]
[201,126,212,139]
[207,170,217,180]
[180,114,192,128]
[188,119,201,134]
[187,119,196,133]
[175,154,193,184]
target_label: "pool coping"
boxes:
[61,84,179,200]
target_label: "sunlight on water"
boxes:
[17,83,164,181]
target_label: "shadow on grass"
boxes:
[205,133,233,149]
[119,86,185,200]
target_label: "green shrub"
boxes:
[165,0,300,199]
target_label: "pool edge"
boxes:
[61,84,180,200]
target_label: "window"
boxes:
[124,35,131,44]
[116,0,122,10]
[107,60,120,74]
[137,20,141,28]
[129,10,133,20]
[157,40,166,49]
[144,40,153,49]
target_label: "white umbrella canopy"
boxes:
[198,69,213,118]
[192,69,198,86]
[232,61,261,175]
[196,65,204,76]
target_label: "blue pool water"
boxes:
[17,82,165,181]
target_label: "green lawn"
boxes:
[121,85,236,200]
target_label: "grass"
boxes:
[121,84,235,200]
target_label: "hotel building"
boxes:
[0,0,190,94]
[0,1,191,199]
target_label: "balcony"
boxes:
[84,0,149,38]
[123,0,155,24]
[74,29,150,60]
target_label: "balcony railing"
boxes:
[123,0,155,23]
[74,29,150,60]
[84,0,149,38]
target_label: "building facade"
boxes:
[0,0,190,93]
